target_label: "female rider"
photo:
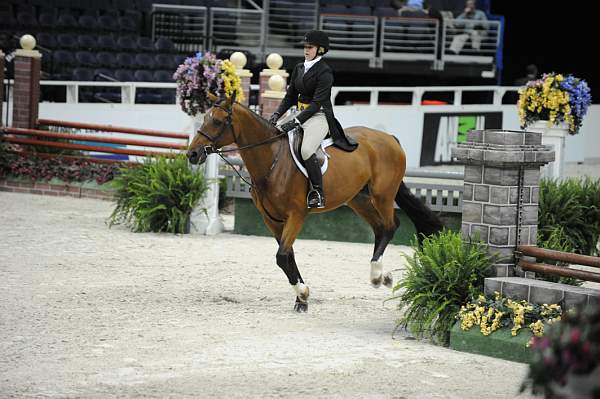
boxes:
[268,30,356,209]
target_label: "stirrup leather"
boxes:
[307,189,325,209]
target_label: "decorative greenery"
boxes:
[521,300,600,397]
[388,230,494,345]
[173,51,244,116]
[0,150,119,184]
[518,72,591,135]
[108,154,208,234]
[458,292,562,338]
[539,177,600,256]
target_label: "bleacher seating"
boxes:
[0,0,184,92]
[0,0,501,103]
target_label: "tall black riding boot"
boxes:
[304,154,325,208]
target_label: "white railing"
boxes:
[38,80,177,104]
[331,85,520,107]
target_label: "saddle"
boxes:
[288,128,334,178]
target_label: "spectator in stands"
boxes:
[448,0,488,54]
[514,64,539,86]
[267,30,357,209]
[398,0,427,17]
[424,0,444,61]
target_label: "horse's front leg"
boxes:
[275,214,309,312]
[263,214,309,312]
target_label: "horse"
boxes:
[188,93,443,312]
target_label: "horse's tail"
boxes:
[395,181,444,240]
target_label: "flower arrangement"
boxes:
[518,72,592,135]
[173,52,244,117]
[457,292,562,337]
[522,300,600,397]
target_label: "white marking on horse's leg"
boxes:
[370,260,383,288]
[293,282,310,302]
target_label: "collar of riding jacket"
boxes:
[303,56,322,73]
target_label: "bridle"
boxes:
[195,102,287,189]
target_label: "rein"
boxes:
[197,103,287,189]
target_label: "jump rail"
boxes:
[517,245,600,283]
[1,119,189,163]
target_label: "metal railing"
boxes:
[319,14,379,66]
[209,7,264,53]
[380,16,439,62]
[442,19,501,64]
[265,0,319,55]
[151,4,208,52]
[148,1,502,68]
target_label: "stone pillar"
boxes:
[229,51,253,107]
[261,74,287,118]
[0,50,5,127]
[452,129,555,277]
[12,35,42,129]
[259,53,288,115]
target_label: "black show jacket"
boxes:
[275,60,357,151]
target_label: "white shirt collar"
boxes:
[303,56,322,73]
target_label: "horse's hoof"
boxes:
[382,272,393,288]
[294,302,308,312]
[371,277,382,288]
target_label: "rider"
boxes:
[268,30,357,209]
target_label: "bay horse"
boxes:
[188,94,443,312]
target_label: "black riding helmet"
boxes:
[303,30,329,55]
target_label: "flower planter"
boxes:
[527,120,568,179]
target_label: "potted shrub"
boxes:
[108,154,208,234]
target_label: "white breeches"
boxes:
[278,111,329,160]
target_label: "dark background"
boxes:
[491,1,595,97]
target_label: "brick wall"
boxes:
[12,56,41,129]
[0,179,114,201]
[261,97,283,118]
[0,51,4,127]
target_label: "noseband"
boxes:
[197,103,234,156]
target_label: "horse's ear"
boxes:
[207,92,218,104]
[229,90,237,105]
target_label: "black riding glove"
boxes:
[268,112,280,126]
[280,120,300,133]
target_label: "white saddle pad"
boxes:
[287,131,334,178]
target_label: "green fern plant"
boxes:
[388,230,494,346]
[539,178,600,256]
[108,154,208,234]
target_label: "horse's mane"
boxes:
[230,100,281,137]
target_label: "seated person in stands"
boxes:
[397,0,427,17]
[448,0,488,54]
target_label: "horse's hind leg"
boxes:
[348,191,398,288]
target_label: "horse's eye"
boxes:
[213,119,223,127]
